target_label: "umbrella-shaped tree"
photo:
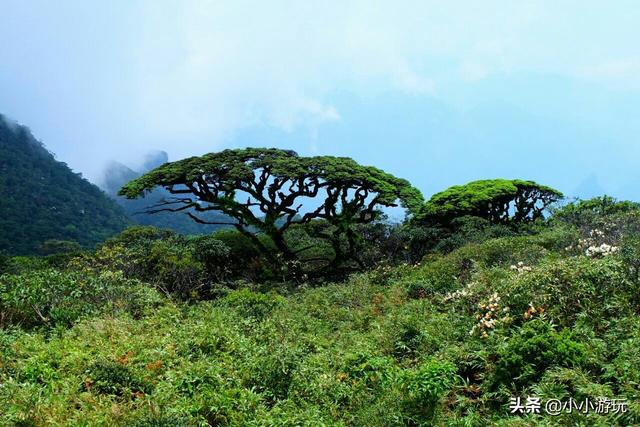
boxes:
[418,179,562,226]
[119,148,423,270]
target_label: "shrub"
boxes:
[189,235,231,281]
[77,232,210,300]
[244,346,304,403]
[103,226,176,247]
[82,360,151,397]
[145,237,206,298]
[38,239,82,256]
[0,269,163,329]
[452,234,549,270]
[489,319,587,392]
[211,230,275,281]
[398,358,457,424]
[407,256,461,298]
[620,235,640,282]
[553,196,640,227]
[219,289,285,320]
[343,352,395,391]
[496,256,634,328]
[433,216,519,253]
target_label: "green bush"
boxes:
[407,256,461,298]
[398,358,457,424]
[190,235,231,280]
[103,225,176,247]
[38,239,82,256]
[489,319,587,392]
[343,352,395,390]
[77,230,211,300]
[0,269,163,328]
[211,229,275,281]
[244,346,305,402]
[620,235,640,282]
[553,196,640,227]
[82,360,151,397]
[220,288,285,320]
[496,256,634,327]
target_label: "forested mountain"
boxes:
[101,152,233,234]
[0,115,129,254]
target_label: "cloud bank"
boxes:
[1,0,640,196]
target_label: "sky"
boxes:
[2,1,640,200]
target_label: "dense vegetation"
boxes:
[2,188,640,425]
[0,115,129,255]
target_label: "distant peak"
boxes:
[142,150,169,172]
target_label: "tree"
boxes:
[119,148,423,270]
[552,195,640,227]
[418,179,562,226]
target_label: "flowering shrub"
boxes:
[494,257,632,328]
[509,261,533,273]
[522,303,545,320]
[469,293,511,338]
[568,228,620,258]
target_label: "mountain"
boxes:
[0,115,130,255]
[572,173,607,200]
[101,154,233,235]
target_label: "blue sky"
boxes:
[2,1,640,199]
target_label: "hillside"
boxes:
[1,196,640,425]
[2,146,639,425]
[0,115,129,255]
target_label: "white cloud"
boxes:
[127,0,640,151]
[4,0,640,181]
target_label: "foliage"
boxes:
[553,195,640,227]
[219,288,285,320]
[0,115,129,255]
[488,319,587,392]
[419,179,562,226]
[102,157,233,235]
[398,359,457,423]
[5,152,640,426]
[0,269,163,328]
[38,239,83,256]
[82,360,151,397]
[119,148,424,271]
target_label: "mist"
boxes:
[2,0,640,199]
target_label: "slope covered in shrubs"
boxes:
[1,197,640,425]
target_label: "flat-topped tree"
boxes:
[418,179,563,225]
[119,148,423,268]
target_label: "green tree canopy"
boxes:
[119,148,423,269]
[418,179,562,225]
[553,195,640,226]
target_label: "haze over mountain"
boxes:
[0,115,129,254]
[101,151,232,235]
